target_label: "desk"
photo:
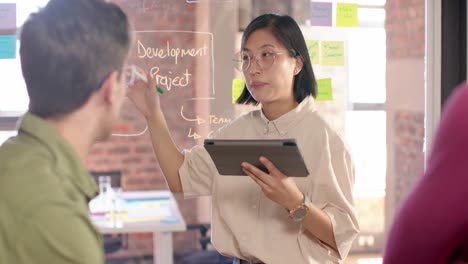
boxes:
[89,190,186,264]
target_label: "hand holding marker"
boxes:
[131,65,164,95]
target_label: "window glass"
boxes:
[348,28,386,103]
[0,0,50,112]
[0,130,17,145]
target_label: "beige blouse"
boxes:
[179,97,359,264]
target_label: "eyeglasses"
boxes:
[232,50,285,72]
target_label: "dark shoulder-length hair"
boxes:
[236,13,317,105]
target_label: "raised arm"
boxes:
[127,71,184,193]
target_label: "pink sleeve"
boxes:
[384,82,468,264]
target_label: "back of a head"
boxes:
[20,0,131,118]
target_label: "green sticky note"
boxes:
[316,78,333,101]
[336,3,358,27]
[306,40,319,65]
[321,41,344,66]
[232,78,244,104]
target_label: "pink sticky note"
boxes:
[0,4,16,30]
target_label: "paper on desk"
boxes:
[126,207,171,218]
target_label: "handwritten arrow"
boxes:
[188,128,202,140]
[180,106,206,125]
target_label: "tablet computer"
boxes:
[204,138,309,177]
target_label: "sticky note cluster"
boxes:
[309,2,358,28]
[306,40,345,66]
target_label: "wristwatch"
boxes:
[288,194,311,222]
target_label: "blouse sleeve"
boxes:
[299,129,360,260]
[179,145,218,198]
[178,126,228,199]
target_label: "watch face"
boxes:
[293,208,307,220]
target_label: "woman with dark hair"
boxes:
[129,13,358,264]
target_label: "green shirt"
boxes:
[0,113,103,264]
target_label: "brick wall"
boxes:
[393,111,425,206]
[252,0,292,17]
[385,0,425,59]
[385,0,426,225]
[250,0,311,25]
[86,0,204,257]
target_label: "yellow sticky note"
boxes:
[232,78,244,104]
[316,78,333,101]
[336,3,358,27]
[306,40,319,65]
[321,41,344,66]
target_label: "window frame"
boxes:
[0,112,20,130]
[346,3,386,255]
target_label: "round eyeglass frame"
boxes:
[232,51,286,72]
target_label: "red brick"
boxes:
[385,0,425,59]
